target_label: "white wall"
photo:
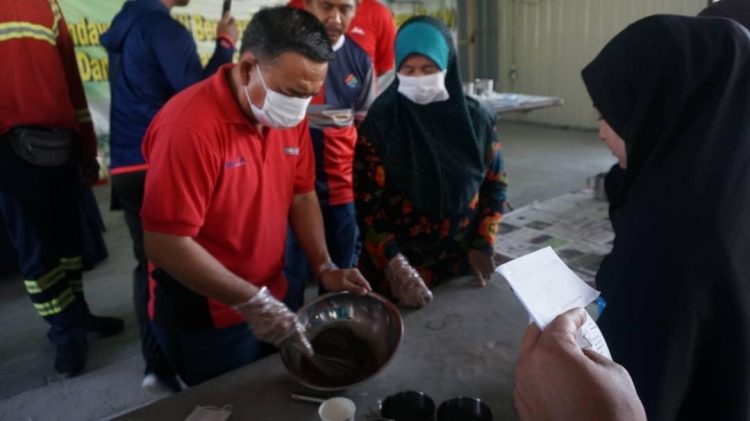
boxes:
[497,0,708,129]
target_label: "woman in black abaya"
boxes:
[583,15,750,420]
[700,0,750,29]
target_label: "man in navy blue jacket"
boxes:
[284,0,375,310]
[101,0,237,392]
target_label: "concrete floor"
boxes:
[0,120,615,420]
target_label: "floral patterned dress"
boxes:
[354,134,508,294]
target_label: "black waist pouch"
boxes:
[10,126,74,167]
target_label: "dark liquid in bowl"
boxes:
[300,327,379,387]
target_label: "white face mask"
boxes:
[397,70,450,105]
[243,66,311,128]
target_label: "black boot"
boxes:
[75,297,125,338]
[54,331,87,377]
[86,314,125,338]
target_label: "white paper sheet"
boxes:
[184,405,232,421]
[497,246,611,358]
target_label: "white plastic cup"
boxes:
[318,397,356,421]
[474,78,494,97]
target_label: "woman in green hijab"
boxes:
[355,16,507,308]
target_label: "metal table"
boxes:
[473,93,564,114]
[116,277,529,420]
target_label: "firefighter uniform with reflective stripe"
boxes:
[0,0,114,375]
[0,0,98,157]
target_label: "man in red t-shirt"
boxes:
[141,7,371,386]
[289,0,396,89]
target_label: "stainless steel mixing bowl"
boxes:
[281,292,403,392]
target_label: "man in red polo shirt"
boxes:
[141,6,371,386]
[289,0,396,89]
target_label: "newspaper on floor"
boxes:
[494,189,614,283]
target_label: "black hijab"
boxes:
[700,0,750,30]
[359,16,495,218]
[583,15,750,420]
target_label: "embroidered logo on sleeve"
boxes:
[224,156,246,168]
[284,147,300,156]
[345,73,360,88]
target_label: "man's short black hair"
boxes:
[241,6,334,63]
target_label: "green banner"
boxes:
[56,0,455,163]
[56,0,283,160]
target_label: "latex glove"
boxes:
[232,287,313,357]
[385,254,433,308]
[514,308,646,421]
[468,249,495,287]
